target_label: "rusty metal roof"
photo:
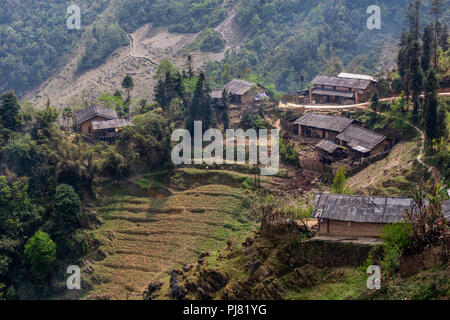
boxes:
[294,113,354,133]
[312,193,418,223]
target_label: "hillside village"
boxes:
[0,0,449,302]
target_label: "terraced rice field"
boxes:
[83,179,253,299]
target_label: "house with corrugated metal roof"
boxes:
[312,194,450,238]
[307,73,378,104]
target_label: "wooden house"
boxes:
[312,194,418,238]
[308,73,377,104]
[295,113,355,140]
[336,125,389,159]
[222,79,267,105]
[76,105,119,135]
[313,195,450,238]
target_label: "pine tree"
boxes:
[154,78,168,111]
[186,55,195,79]
[422,24,434,72]
[431,0,442,67]
[370,90,379,113]
[409,39,424,123]
[186,72,212,134]
[440,24,449,51]
[424,69,439,146]
[398,31,412,112]
[0,90,22,131]
[222,88,230,129]
[436,104,448,140]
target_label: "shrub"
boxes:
[24,230,57,281]
[54,184,82,237]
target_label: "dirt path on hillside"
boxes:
[24,4,243,109]
[280,93,450,110]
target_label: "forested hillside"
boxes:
[2,0,449,98]
[0,0,109,96]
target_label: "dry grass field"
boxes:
[81,170,255,299]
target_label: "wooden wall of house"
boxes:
[318,219,383,238]
[300,125,339,140]
[80,116,110,135]
[369,140,390,157]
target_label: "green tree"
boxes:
[24,230,57,281]
[222,88,230,129]
[370,90,379,113]
[431,0,442,67]
[53,184,82,236]
[122,75,134,99]
[422,24,434,72]
[0,90,23,131]
[331,166,351,194]
[424,69,439,145]
[186,72,212,134]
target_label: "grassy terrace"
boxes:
[81,169,256,299]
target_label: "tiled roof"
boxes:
[224,79,256,96]
[338,72,378,83]
[312,75,372,90]
[336,125,386,152]
[76,105,118,124]
[294,113,354,133]
[312,193,418,223]
[316,140,341,153]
